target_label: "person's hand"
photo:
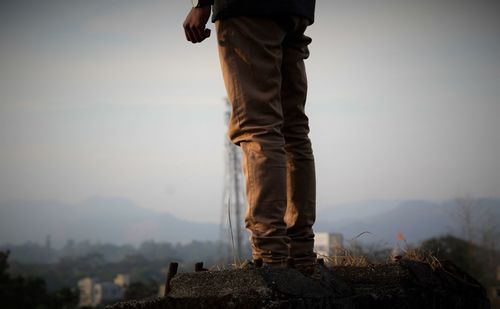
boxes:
[183,7,212,44]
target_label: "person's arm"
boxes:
[183,2,212,44]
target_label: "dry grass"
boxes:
[197,246,443,272]
[401,247,442,270]
[209,264,228,271]
[208,259,246,271]
[316,246,442,269]
[317,248,370,267]
[316,232,442,269]
[209,229,443,271]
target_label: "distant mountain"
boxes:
[315,197,500,246]
[316,199,402,225]
[1,196,498,249]
[0,196,219,247]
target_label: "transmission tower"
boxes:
[220,99,247,264]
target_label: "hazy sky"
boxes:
[1,0,499,223]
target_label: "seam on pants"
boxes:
[243,143,254,208]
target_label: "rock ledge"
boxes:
[107,260,490,309]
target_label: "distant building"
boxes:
[78,277,97,307]
[114,274,130,288]
[158,283,166,297]
[314,232,343,261]
[488,266,500,308]
[94,282,124,305]
[78,274,128,307]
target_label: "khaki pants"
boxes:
[216,16,316,266]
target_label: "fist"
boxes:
[183,7,212,43]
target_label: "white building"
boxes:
[78,277,97,307]
[78,274,128,307]
[314,232,344,259]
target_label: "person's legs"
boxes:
[216,17,290,265]
[280,17,317,267]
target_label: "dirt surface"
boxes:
[107,260,490,309]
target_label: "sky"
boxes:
[0,0,499,223]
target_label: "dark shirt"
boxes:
[211,0,316,24]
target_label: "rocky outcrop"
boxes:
[107,260,490,309]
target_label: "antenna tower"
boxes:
[220,99,246,263]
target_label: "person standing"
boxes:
[183,0,317,269]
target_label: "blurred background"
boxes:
[0,0,499,307]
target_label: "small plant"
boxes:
[386,230,442,269]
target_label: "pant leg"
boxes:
[216,17,290,265]
[280,17,317,266]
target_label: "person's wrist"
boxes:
[191,0,212,8]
